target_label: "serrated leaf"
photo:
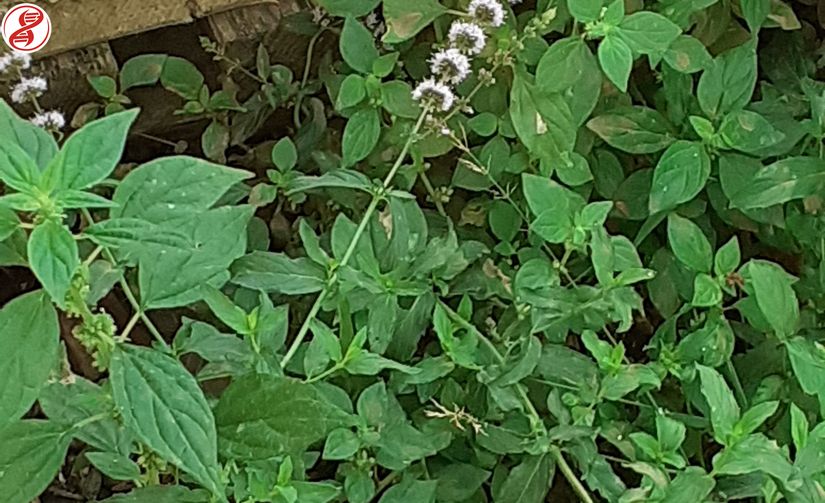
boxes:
[112,156,251,223]
[0,99,58,169]
[231,252,327,294]
[42,109,139,191]
[214,374,355,459]
[27,220,79,306]
[110,344,222,494]
[0,420,72,503]
[0,291,59,424]
[496,454,553,503]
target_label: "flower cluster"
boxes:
[412,0,508,114]
[1,50,64,131]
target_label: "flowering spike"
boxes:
[468,0,506,28]
[11,76,47,104]
[413,78,456,112]
[430,48,472,85]
[448,21,487,55]
[31,110,65,130]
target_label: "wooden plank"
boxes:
[34,0,282,57]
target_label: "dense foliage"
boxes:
[1,0,825,501]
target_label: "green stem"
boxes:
[551,446,595,503]
[294,27,327,129]
[121,312,141,340]
[726,360,748,409]
[280,111,429,369]
[304,363,342,384]
[83,245,104,267]
[80,209,169,350]
[439,300,593,502]
[419,168,447,217]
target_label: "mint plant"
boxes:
[2,0,825,501]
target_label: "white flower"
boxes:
[10,76,48,103]
[468,0,506,27]
[30,110,65,130]
[413,78,455,112]
[11,51,31,69]
[430,48,471,85]
[0,54,11,73]
[448,21,487,55]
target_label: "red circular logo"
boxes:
[2,3,51,53]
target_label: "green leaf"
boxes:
[112,156,251,223]
[712,434,794,483]
[697,41,757,118]
[110,344,222,494]
[85,451,142,481]
[381,81,420,118]
[319,0,380,17]
[336,74,367,111]
[722,156,825,210]
[0,137,40,193]
[138,206,254,309]
[39,377,129,453]
[697,364,740,445]
[382,0,447,43]
[42,109,139,191]
[341,17,379,74]
[661,468,715,503]
[510,70,576,162]
[598,35,634,92]
[83,217,192,251]
[714,236,740,276]
[587,107,674,153]
[790,403,809,449]
[99,486,210,503]
[201,285,249,334]
[159,57,205,100]
[743,260,799,338]
[323,428,360,460]
[536,38,594,93]
[616,12,681,54]
[719,110,784,154]
[649,141,711,213]
[380,479,437,503]
[0,99,58,169]
[741,0,771,31]
[664,36,712,73]
[786,337,825,415]
[567,0,603,22]
[27,220,79,306]
[0,206,19,241]
[667,214,712,273]
[496,454,553,503]
[0,291,59,424]
[214,374,354,459]
[691,273,722,307]
[735,401,778,438]
[342,107,381,167]
[272,137,298,171]
[232,252,327,294]
[0,420,72,503]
